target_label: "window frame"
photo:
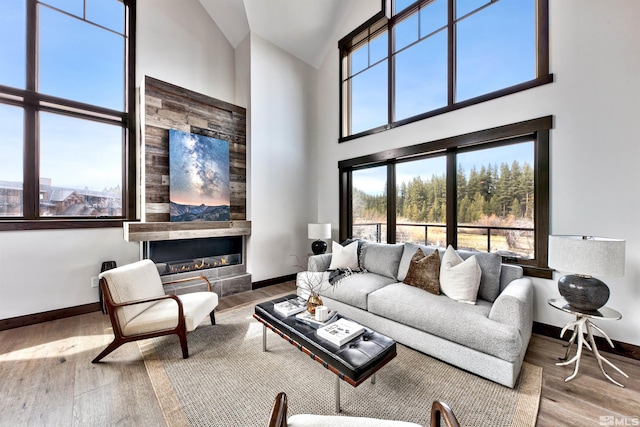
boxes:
[0,0,136,231]
[338,0,551,142]
[338,116,553,278]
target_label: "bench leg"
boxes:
[262,324,267,352]
[209,310,216,325]
[335,375,341,413]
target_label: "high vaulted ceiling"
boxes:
[198,0,372,69]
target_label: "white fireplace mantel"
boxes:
[123,221,251,242]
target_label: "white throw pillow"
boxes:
[329,241,359,270]
[439,245,482,304]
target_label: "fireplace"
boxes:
[144,236,243,276]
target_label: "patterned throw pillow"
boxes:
[402,248,441,295]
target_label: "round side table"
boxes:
[548,298,628,387]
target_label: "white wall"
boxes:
[136,0,236,104]
[248,33,317,280]
[314,0,640,345]
[0,229,139,318]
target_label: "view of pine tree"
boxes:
[353,161,534,226]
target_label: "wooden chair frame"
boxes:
[92,275,215,363]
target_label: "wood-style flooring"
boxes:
[1,281,638,426]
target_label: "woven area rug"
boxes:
[139,298,541,427]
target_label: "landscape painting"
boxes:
[169,129,231,222]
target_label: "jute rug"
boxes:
[139,297,541,427]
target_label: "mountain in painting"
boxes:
[170,202,231,222]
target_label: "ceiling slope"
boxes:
[198,0,368,68]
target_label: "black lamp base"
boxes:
[311,240,327,255]
[558,274,610,312]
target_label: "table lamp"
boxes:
[308,223,331,255]
[548,235,625,311]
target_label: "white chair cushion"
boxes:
[122,291,218,336]
[100,259,165,327]
[288,414,422,427]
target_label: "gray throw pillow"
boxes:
[360,243,404,279]
[456,249,502,302]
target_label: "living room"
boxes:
[0,0,639,425]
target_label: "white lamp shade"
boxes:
[308,223,331,240]
[548,235,625,277]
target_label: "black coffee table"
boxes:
[254,294,397,413]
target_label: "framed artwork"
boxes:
[169,129,230,222]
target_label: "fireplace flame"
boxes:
[163,254,240,275]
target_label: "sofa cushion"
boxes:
[402,248,440,295]
[329,241,359,270]
[320,272,396,310]
[360,243,404,279]
[367,283,522,362]
[456,249,502,302]
[440,246,482,305]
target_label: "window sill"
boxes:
[0,219,136,231]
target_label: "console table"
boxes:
[548,298,628,387]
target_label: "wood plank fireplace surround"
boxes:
[125,77,251,297]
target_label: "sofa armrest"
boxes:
[488,278,534,341]
[308,254,332,272]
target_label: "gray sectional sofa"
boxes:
[296,242,534,388]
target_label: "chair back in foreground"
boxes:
[267,392,460,427]
[92,259,218,363]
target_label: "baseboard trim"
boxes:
[533,321,640,361]
[252,274,296,290]
[0,302,102,331]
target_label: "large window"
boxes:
[339,0,551,140]
[340,117,552,278]
[0,0,135,229]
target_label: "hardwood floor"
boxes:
[1,281,638,426]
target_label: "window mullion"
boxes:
[387,163,396,243]
[23,106,38,219]
[388,21,394,126]
[447,0,455,106]
[445,151,457,248]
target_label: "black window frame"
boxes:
[339,116,553,278]
[0,0,137,231]
[339,0,552,142]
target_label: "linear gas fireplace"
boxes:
[143,236,243,276]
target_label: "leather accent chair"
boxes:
[268,392,460,427]
[92,259,218,363]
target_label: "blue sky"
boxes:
[0,0,125,192]
[350,0,535,134]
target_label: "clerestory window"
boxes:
[0,0,136,230]
[339,0,551,141]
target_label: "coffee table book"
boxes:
[317,318,365,346]
[273,297,307,316]
[295,309,338,328]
